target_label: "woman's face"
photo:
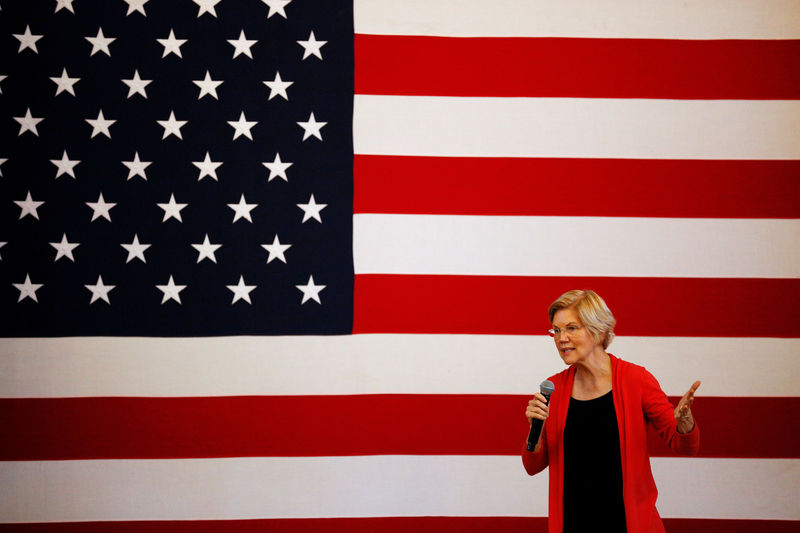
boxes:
[551,307,602,365]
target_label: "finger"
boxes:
[529,402,547,413]
[688,380,701,394]
[682,387,698,404]
[528,403,549,415]
[676,404,692,419]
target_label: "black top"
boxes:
[563,390,627,533]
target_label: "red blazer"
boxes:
[522,354,700,533]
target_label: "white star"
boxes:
[192,152,222,181]
[14,108,44,136]
[14,25,43,54]
[121,234,150,263]
[297,193,327,223]
[193,70,223,100]
[296,275,325,304]
[227,194,257,223]
[156,275,186,304]
[85,275,115,304]
[13,274,43,303]
[263,71,293,101]
[297,30,326,60]
[261,234,291,264]
[50,150,80,179]
[157,111,188,139]
[261,0,291,18]
[262,153,292,182]
[157,29,187,58]
[227,30,257,59]
[0,242,6,260]
[122,70,152,98]
[55,0,76,13]
[297,112,326,141]
[50,233,80,262]
[86,192,116,222]
[86,109,116,138]
[191,234,222,263]
[0,158,7,176]
[227,275,256,304]
[227,111,257,140]
[50,68,80,96]
[124,0,148,16]
[193,0,222,17]
[0,75,6,94]
[86,27,116,56]
[158,193,188,222]
[15,191,45,220]
[122,152,151,180]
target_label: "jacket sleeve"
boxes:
[640,367,700,456]
[521,423,550,475]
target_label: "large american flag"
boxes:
[1,0,799,531]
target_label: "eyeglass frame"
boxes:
[548,325,583,338]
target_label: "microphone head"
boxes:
[540,380,555,396]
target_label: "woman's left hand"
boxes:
[674,380,701,434]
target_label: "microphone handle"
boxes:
[526,392,551,452]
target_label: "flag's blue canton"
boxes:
[0,0,354,336]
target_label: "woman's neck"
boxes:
[572,349,612,399]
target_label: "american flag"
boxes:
[1,0,799,531]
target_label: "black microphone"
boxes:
[526,380,555,451]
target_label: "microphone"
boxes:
[526,380,555,452]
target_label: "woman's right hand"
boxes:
[525,393,550,425]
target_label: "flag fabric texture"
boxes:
[1,1,799,531]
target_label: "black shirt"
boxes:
[563,390,627,533]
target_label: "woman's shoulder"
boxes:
[610,353,647,374]
[610,354,662,388]
[547,366,573,386]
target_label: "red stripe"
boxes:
[355,35,800,99]
[354,155,800,218]
[353,275,800,337]
[1,518,797,533]
[2,396,797,460]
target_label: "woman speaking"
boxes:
[522,290,701,533]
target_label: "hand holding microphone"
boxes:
[526,380,555,452]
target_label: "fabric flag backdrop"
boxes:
[1,0,799,531]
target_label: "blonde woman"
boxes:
[523,289,701,533]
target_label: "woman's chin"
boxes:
[558,348,577,364]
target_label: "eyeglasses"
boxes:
[548,325,582,338]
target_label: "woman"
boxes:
[523,289,700,533]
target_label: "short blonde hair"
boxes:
[548,290,616,349]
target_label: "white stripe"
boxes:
[651,458,800,519]
[355,0,800,39]
[0,457,796,522]
[1,336,796,398]
[353,215,800,278]
[353,96,800,160]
